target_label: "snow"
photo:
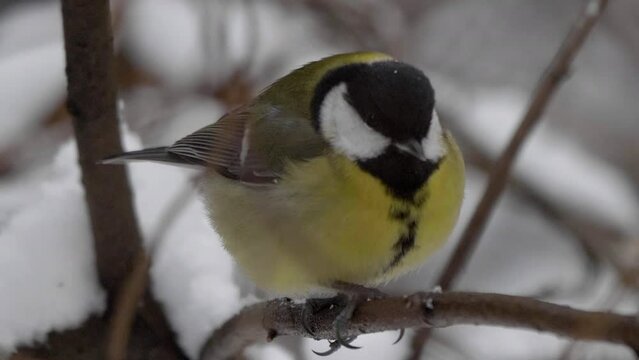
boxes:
[438,325,571,360]
[0,42,65,151]
[0,2,66,153]
[245,343,294,360]
[122,0,206,89]
[118,130,243,358]
[444,86,639,234]
[146,177,240,358]
[0,127,244,358]
[425,297,434,310]
[244,1,340,83]
[121,0,339,91]
[0,1,62,57]
[0,142,105,352]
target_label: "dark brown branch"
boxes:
[58,2,185,359]
[200,291,639,360]
[410,0,609,358]
[557,288,628,360]
[61,0,142,294]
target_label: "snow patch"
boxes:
[454,88,639,234]
[122,0,205,89]
[0,142,105,351]
[0,43,65,151]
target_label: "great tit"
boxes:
[105,51,464,297]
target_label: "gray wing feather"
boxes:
[167,105,326,184]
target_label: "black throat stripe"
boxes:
[385,190,428,271]
[387,220,417,270]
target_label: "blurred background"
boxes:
[1,0,638,359]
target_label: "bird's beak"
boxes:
[394,140,427,161]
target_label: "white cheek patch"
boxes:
[422,110,445,161]
[319,83,390,160]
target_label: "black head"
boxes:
[311,60,445,199]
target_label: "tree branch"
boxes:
[199,291,639,360]
[56,1,186,359]
[62,0,142,294]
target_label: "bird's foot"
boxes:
[302,295,347,337]
[308,282,406,355]
[331,282,405,346]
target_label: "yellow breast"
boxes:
[200,133,464,295]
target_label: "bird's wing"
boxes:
[168,105,327,185]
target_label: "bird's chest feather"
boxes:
[278,156,432,280]
[202,150,463,293]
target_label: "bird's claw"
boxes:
[308,282,388,355]
[392,328,405,344]
[312,340,340,357]
[306,293,362,354]
[311,336,359,356]
[334,295,361,349]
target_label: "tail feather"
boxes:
[100,146,193,166]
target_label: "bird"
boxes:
[104,51,464,352]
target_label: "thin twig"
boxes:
[448,114,639,291]
[199,291,639,360]
[106,174,201,360]
[409,1,609,358]
[106,251,151,360]
[437,0,609,292]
